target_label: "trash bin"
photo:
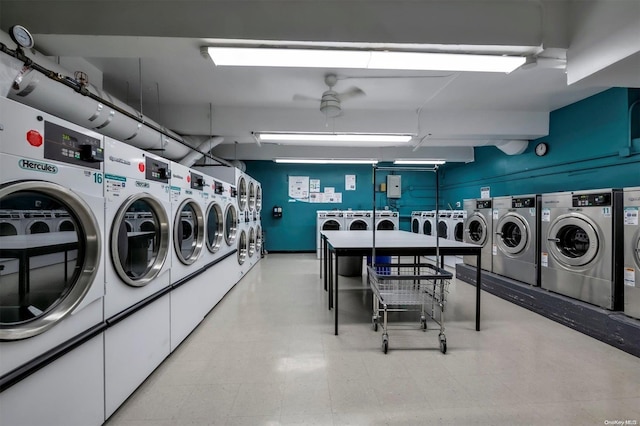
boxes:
[338,256,363,276]
[367,256,391,275]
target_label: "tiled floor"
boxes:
[106,254,640,425]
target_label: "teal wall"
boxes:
[247,88,640,252]
[244,163,439,251]
[440,88,640,206]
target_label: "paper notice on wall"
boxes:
[541,252,548,267]
[288,176,309,200]
[345,175,356,190]
[624,207,639,226]
[310,179,321,193]
[541,208,551,222]
[325,192,342,203]
[325,187,335,194]
[624,268,636,287]
[309,193,322,203]
[480,187,490,199]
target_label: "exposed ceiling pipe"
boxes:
[0,31,232,167]
[179,135,224,166]
[494,139,529,155]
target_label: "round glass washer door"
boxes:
[248,181,256,212]
[437,221,448,238]
[495,213,529,256]
[377,220,395,231]
[112,194,170,287]
[547,214,599,267]
[634,232,640,269]
[237,229,247,265]
[454,223,464,242]
[173,199,205,265]
[411,217,419,233]
[349,220,368,230]
[224,204,238,246]
[255,185,262,212]
[423,220,432,235]
[255,225,262,253]
[237,176,247,211]
[0,181,101,340]
[248,227,256,258]
[206,202,224,254]
[465,214,488,246]
[322,220,340,231]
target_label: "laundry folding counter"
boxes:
[320,230,482,335]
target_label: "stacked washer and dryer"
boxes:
[463,199,494,272]
[0,98,106,426]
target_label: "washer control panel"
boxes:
[572,192,611,207]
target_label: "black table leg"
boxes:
[328,250,333,310]
[334,254,339,335]
[476,251,481,331]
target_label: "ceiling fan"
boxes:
[293,74,366,118]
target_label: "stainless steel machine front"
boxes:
[492,195,539,286]
[623,187,640,319]
[540,189,622,310]
[463,199,493,271]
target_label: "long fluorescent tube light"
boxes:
[206,47,526,73]
[274,158,378,164]
[394,159,446,165]
[257,133,413,143]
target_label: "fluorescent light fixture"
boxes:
[394,159,446,165]
[205,47,526,73]
[256,132,413,144]
[274,158,378,164]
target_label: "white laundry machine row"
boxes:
[0,97,106,425]
[463,199,494,272]
[102,138,173,419]
[491,195,540,286]
[623,187,640,320]
[540,189,623,310]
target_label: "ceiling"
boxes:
[1,0,639,164]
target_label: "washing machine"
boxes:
[437,210,453,239]
[422,210,436,235]
[204,179,226,264]
[316,210,343,258]
[492,195,540,286]
[463,199,493,271]
[102,137,172,419]
[411,211,423,234]
[623,187,640,320]
[52,209,75,232]
[21,209,54,235]
[0,98,105,425]
[345,210,372,230]
[375,211,399,230]
[540,189,622,310]
[451,210,467,242]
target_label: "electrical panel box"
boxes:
[386,175,401,198]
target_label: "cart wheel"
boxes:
[382,335,389,354]
[439,334,447,354]
[421,319,427,331]
[372,315,378,332]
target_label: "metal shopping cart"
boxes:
[368,263,452,354]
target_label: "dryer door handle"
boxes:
[548,238,560,243]
[495,232,503,236]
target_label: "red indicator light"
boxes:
[26,130,43,147]
[138,163,145,172]
[187,175,191,183]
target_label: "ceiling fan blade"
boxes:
[337,86,366,101]
[293,93,320,101]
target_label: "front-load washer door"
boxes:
[173,199,205,265]
[0,181,101,340]
[248,227,256,258]
[206,202,224,254]
[411,217,420,233]
[237,176,247,212]
[464,213,488,246]
[112,194,170,287]
[255,185,262,213]
[237,229,247,265]
[454,222,464,242]
[437,221,448,238]
[496,213,529,256]
[322,219,341,231]
[255,225,263,254]
[224,204,238,246]
[248,181,256,212]
[423,220,432,236]
[547,214,599,268]
[377,219,395,231]
[349,220,368,230]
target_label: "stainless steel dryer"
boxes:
[492,195,539,286]
[540,189,622,309]
[623,187,640,319]
[463,199,493,271]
